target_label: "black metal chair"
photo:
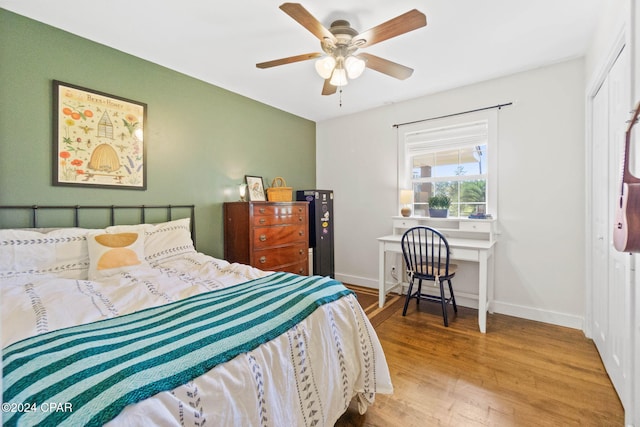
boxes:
[401,226,458,326]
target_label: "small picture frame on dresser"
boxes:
[245,175,266,201]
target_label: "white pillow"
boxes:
[0,228,90,278]
[87,231,146,279]
[107,217,195,263]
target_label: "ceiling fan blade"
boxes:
[359,53,414,80]
[322,79,337,96]
[280,3,337,43]
[353,9,426,48]
[256,52,323,69]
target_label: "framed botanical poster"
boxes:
[245,175,266,201]
[53,80,147,190]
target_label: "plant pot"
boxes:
[429,208,449,218]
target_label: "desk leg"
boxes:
[488,247,495,314]
[378,241,386,308]
[478,250,488,333]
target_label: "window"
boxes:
[398,110,497,217]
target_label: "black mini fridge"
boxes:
[296,190,334,278]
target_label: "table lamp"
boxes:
[400,189,414,217]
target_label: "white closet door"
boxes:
[590,45,632,414]
[606,46,631,409]
[591,77,609,355]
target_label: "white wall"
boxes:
[585,0,629,85]
[317,58,586,328]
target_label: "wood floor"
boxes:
[336,297,624,427]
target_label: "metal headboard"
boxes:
[0,204,196,247]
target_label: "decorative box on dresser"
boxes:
[223,201,309,275]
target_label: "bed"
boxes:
[0,205,392,426]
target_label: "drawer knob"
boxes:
[259,218,266,224]
[299,249,304,255]
[259,208,266,214]
[298,230,304,236]
[259,234,267,242]
[259,256,266,264]
[298,216,303,222]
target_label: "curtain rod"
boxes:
[392,102,513,128]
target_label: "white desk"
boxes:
[377,234,496,333]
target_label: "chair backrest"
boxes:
[401,226,452,279]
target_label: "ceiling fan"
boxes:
[256,3,427,95]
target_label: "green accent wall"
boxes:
[0,9,316,257]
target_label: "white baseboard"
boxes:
[491,301,584,330]
[334,273,379,289]
[335,273,584,330]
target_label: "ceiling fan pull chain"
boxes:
[339,88,343,107]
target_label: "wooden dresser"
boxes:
[223,201,309,275]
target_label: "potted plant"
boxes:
[428,194,451,218]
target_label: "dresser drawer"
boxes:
[253,243,308,269]
[252,213,306,226]
[253,225,306,248]
[275,260,308,276]
[253,204,306,217]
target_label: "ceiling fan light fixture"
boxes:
[330,67,348,87]
[257,4,427,96]
[315,56,336,79]
[345,55,366,79]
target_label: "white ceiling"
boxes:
[1,0,604,122]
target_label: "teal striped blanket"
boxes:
[2,272,352,427]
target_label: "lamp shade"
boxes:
[345,55,366,79]
[330,67,348,86]
[400,189,414,204]
[315,56,336,79]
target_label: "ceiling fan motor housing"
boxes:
[329,20,358,37]
[323,20,360,56]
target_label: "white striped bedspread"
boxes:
[1,252,393,426]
